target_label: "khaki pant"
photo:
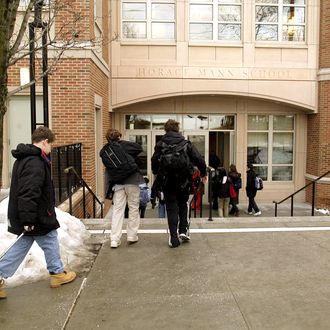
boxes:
[111,185,140,243]
[218,197,230,217]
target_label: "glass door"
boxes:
[184,131,209,205]
[125,130,151,178]
[184,131,209,163]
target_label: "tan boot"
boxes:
[0,278,7,299]
[50,271,76,288]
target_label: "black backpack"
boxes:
[255,176,263,190]
[100,141,138,184]
[159,140,191,177]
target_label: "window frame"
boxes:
[189,0,242,42]
[247,114,295,182]
[255,0,306,43]
[121,0,176,41]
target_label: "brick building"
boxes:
[3,0,330,211]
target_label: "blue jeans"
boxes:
[159,203,166,218]
[0,230,64,278]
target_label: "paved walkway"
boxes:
[1,210,330,329]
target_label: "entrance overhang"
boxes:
[111,78,317,113]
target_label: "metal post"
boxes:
[29,23,36,133]
[208,168,213,221]
[29,1,49,133]
[274,202,278,217]
[312,181,315,216]
[68,172,72,215]
[291,196,294,216]
[93,197,96,218]
[83,186,86,218]
[42,25,49,127]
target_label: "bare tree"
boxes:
[0,0,103,186]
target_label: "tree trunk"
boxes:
[0,62,7,188]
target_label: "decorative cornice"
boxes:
[305,173,330,184]
[318,68,330,81]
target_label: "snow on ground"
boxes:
[316,209,330,215]
[0,197,95,287]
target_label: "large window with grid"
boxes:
[189,0,242,41]
[122,1,175,40]
[247,115,294,182]
[255,0,306,42]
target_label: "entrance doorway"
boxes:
[209,131,233,169]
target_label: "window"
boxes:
[189,0,242,41]
[19,0,50,6]
[247,115,294,181]
[122,1,175,40]
[255,0,306,42]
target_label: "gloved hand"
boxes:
[24,225,34,232]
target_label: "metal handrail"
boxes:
[188,167,214,221]
[64,166,103,218]
[273,170,330,217]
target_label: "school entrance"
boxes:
[123,114,236,205]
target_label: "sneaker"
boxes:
[248,211,253,215]
[168,235,180,248]
[50,271,76,288]
[127,236,139,245]
[254,211,262,216]
[179,232,191,242]
[0,278,7,299]
[111,240,121,248]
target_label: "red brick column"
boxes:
[306,0,330,208]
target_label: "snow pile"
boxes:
[316,208,330,216]
[0,197,95,287]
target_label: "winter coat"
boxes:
[101,139,144,196]
[118,140,144,186]
[151,131,206,192]
[7,144,59,236]
[215,167,231,199]
[246,169,257,198]
[228,170,241,202]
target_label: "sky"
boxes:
[0,197,95,287]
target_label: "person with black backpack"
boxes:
[246,163,261,216]
[228,164,242,216]
[151,119,207,248]
[100,128,144,248]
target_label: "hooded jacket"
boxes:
[7,144,59,236]
[246,168,257,198]
[151,131,206,191]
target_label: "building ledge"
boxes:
[318,68,330,81]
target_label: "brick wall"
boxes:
[306,0,330,208]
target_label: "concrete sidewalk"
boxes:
[2,215,330,329]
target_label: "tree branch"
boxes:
[9,0,36,58]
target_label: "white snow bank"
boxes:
[0,197,95,287]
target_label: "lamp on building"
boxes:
[29,0,49,133]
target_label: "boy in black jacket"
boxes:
[0,127,76,299]
[151,120,207,248]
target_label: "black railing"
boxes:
[64,166,103,218]
[188,167,215,221]
[273,170,330,217]
[51,143,82,206]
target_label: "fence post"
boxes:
[274,202,278,217]
[83,185,86,218]
[68,171,73,215]
[312,181,315,216]
[208,168,213,221]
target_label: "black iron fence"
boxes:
[51,143,82,206]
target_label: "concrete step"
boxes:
[82,215,330,233]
